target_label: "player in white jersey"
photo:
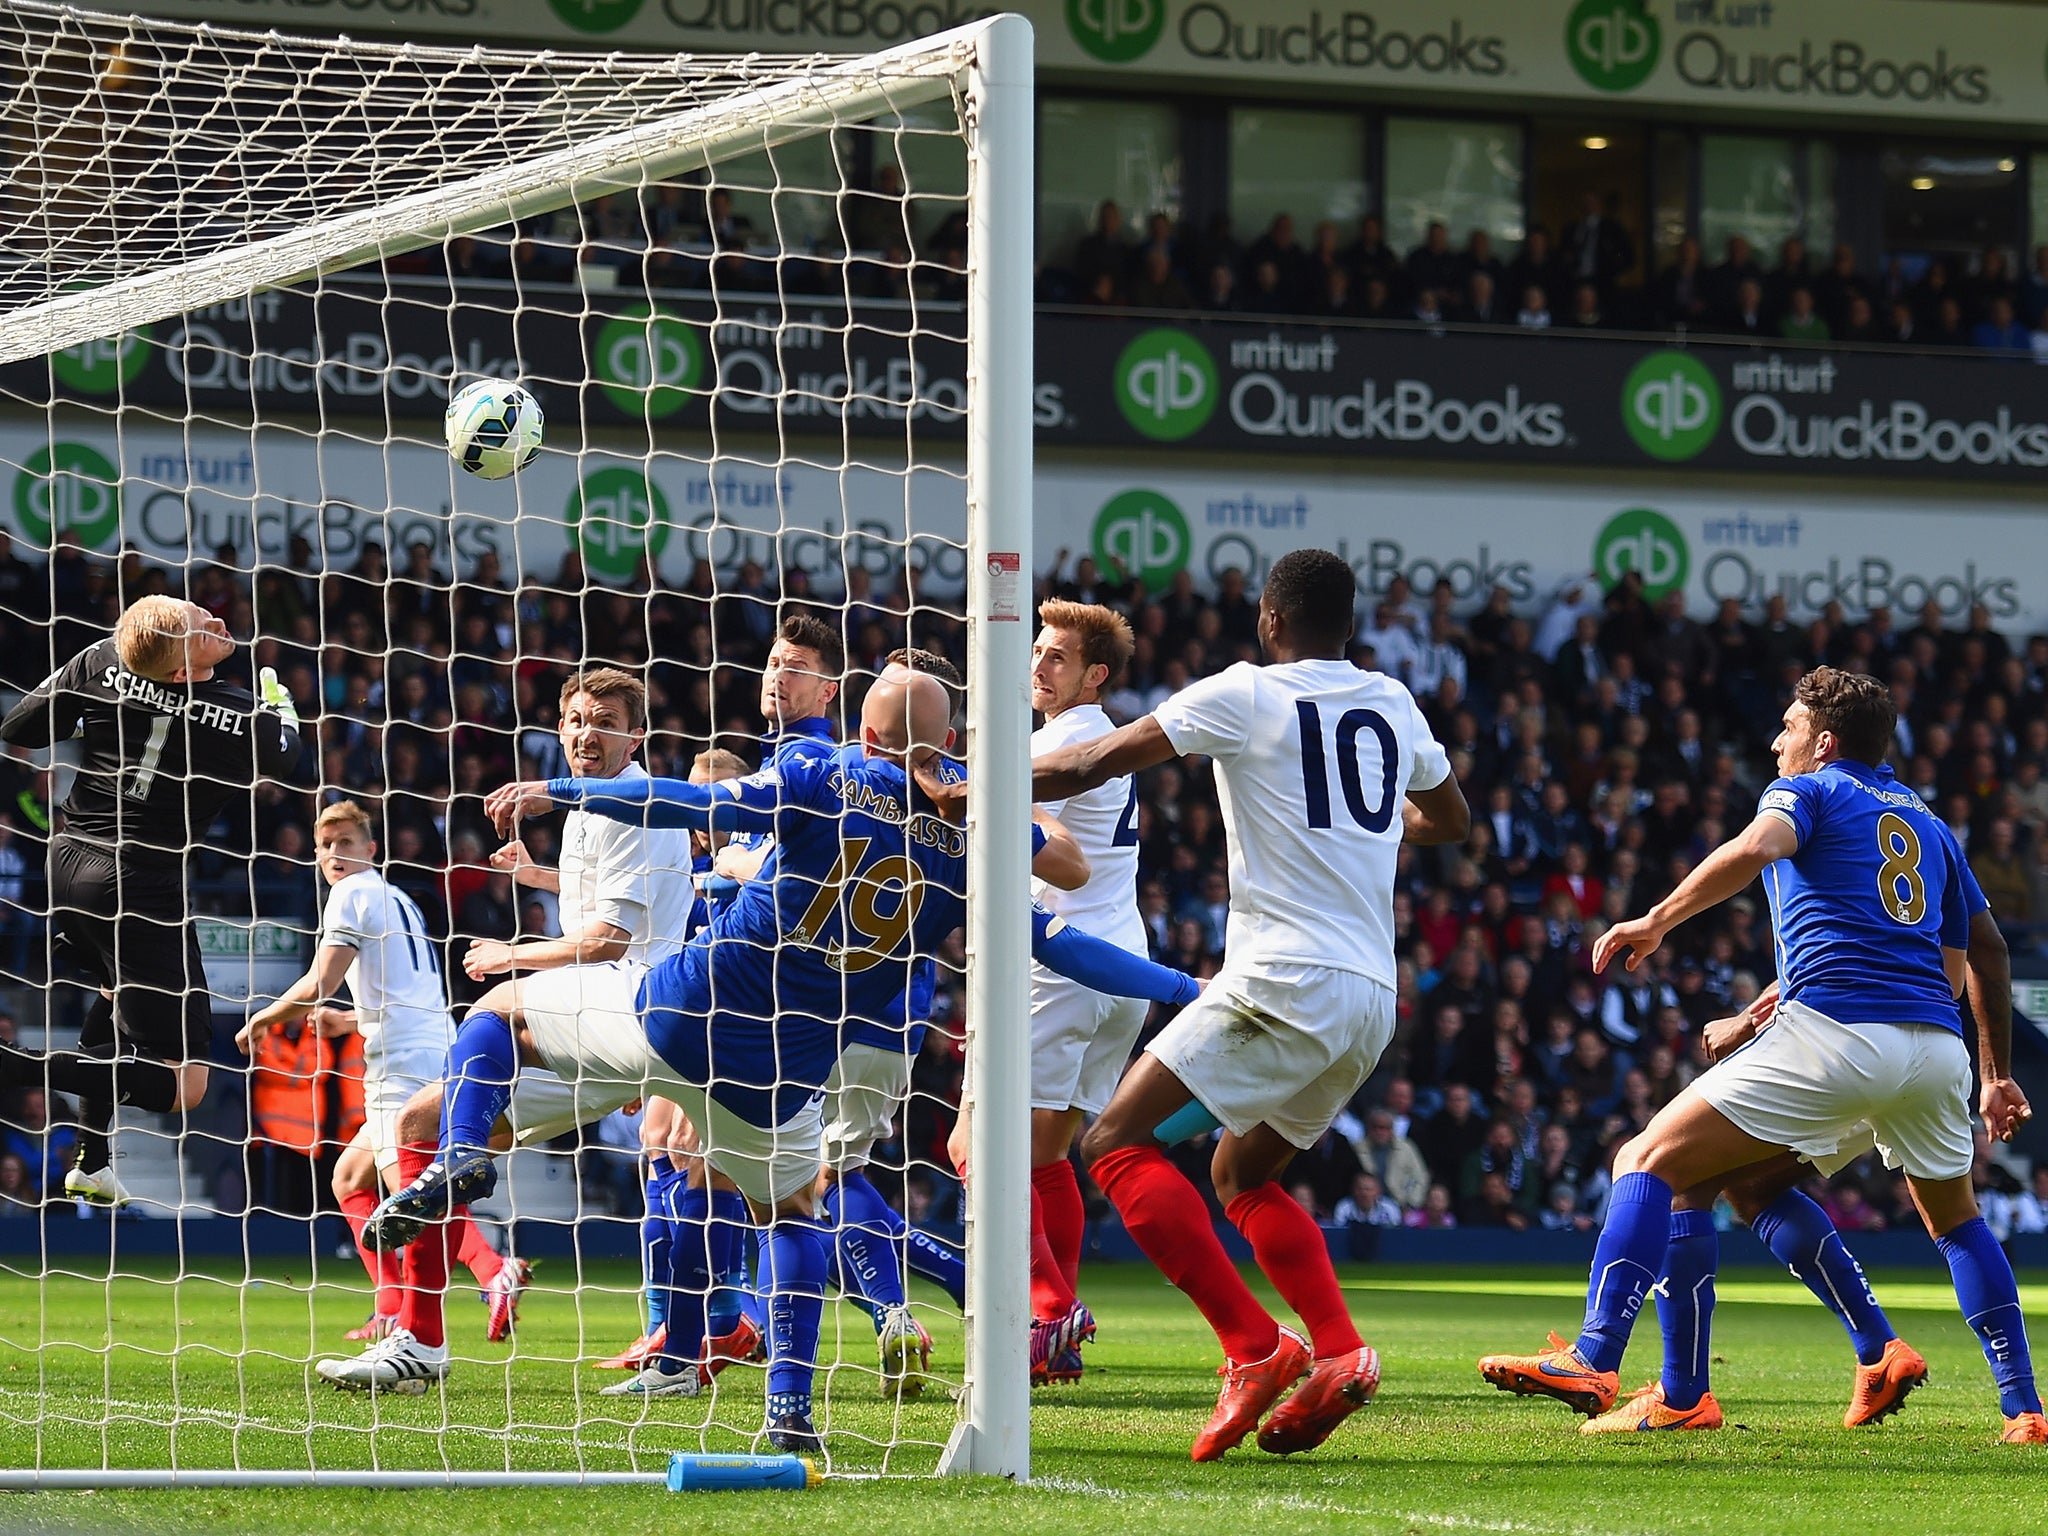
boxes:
[1021,602,1143,1374]
[236,800,468,1348]
[1035,549,1470,1463]
[320,668,694,1391]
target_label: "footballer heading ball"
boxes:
[445,379,543,480]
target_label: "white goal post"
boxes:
[0,0,1033,1488]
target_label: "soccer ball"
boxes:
[444,379,543,480]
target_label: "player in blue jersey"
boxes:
[1479,668,2043,1444]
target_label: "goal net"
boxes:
[0,0,1034,1487]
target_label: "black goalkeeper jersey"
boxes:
[0,637,303,862]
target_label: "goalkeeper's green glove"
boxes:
[258,666,301,734]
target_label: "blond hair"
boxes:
[1037,600,1136,688]
[314,799,376,844]
[693,748,750,781]
[114,596,198,680]
[559,667,647,733]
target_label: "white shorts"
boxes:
[1030,966,1150,1117]
[1695,999,1975,1182]
[516,960,822,1206]
[1146,961,1396,1151]
[361,1043,442,1173]
[822,1042,912,1171]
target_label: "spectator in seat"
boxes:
[1405,1182,1457,1229]
[1356,1107,1432,1211]
[1723,277,1768,338]
[1778,285,1830,342]
[1814,242,1868,331]
[1707,233,1764,317]
[1653,235,1710,329]
[1073,199,1132,294]
[1540,1180,1593,1231]
[1334,1171,1403,1227]
[1974,295,2030,353]
[1199,261,1240,312]
[1459,269,1504,325]
[1462,1169,1530,1229]
[1504,225,1561,315]
[1243,212,1309,308]
[1417,1081,1488,1188]
[1929,294,1971,347]
[1838,292,1883,344]
[1126,244,1191,310]
[1565,282,1604,329]
[1405,220,1461,300]
[1971,817,2031,929]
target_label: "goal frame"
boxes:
[0,6,1036,1488]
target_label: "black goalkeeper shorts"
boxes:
[49,833,212,1062]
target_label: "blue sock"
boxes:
[907,1225,968,1309]
[705,1189,750,1334]
[438,1011,518,1157]
[740,1230,770,1334]
[1937,1216,2043,1418]
[1575,1171,1673,1373]
[829,1172,908,1318]
[642,1174,672,1333]
[1751,1190,1894,1367]
[1656,1209,1718,1410]
[656,1184,712,1372]
[762,1216,829,1408]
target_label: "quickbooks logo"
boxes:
[50,327,151,395]
[547,0,645,33]
[13,443,122,553]
[1593,508,1688,601]
[567,466,669,583]
[1623,350,1722,461]
[1114,327,1217,441]
[1093,488,1188,595]
[593,305,704,420]
[1067,0,1165,62]
[1566,0,1660,92]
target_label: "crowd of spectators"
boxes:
[1048,194,2048,355]
[0,528,2043,1235]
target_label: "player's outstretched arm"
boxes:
[1033,716,1178,803]
[489,838,561,893]
[1031,810,1090,891]
[1031,906,1200,1006]
[1593,810,1797,973]
[1963,907,2032,1143]
[254,666,306,776]
[464,919,632,980]
[235,944,354,1054]
[486,772,780,836]
[1403,777,1471,846]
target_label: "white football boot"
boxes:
[315,1327,450,1394]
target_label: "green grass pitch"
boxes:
[1,1257,2044,1535]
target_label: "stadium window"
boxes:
[1699,134,1801,256]
[1037,96,1184,270]
[1382,116,1526,256]
[2032,152,2048,260]
[1228,107,1369,253]
[1804,141,1838,255]
[1880,142,2024,266]
[1650,127,1693,270]
[713,133,842,252]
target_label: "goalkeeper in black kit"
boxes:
[0,595,304,1204]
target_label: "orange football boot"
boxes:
[1581,1381,1724,1434]
[1257,1344,1380,1454]
[1844,1338,1928,1428]
[2000,1411,2048,1444]
[593,1323,666,1371]
[1191,1326,1311,1463]
[1478,1330,1621,1417]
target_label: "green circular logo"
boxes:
[1066,0,1166,62]
[546,0,645,33]
[49,327,152,395]
[1622,350,1723,461]
[12,443,122,552]
[1113,327,1218,442]
[1092,489,1189,595]
[593,305,704,420]
[1566,0,1661,92]
[566,465,669,583]
[1593,508,1689,601]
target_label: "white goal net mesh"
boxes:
[0,0,1026,1483]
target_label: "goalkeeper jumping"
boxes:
[0,596,304,1204]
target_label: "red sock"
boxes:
[1028,1183,1076,1323]
[1033,1158,1086,1299]
[1226,1183,1362,1358]
[394,1142,450,1349]
[340,1188,404,1316]
[451,1209,503,1287]
[1090,1145,1277,1363]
